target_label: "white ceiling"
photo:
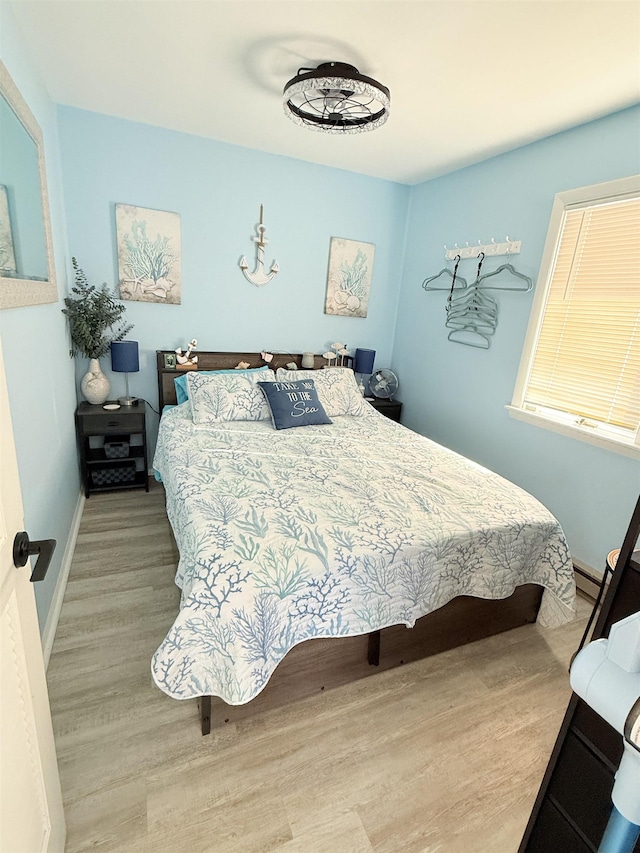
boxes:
[8,0,640,185]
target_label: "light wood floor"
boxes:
[47,482,592,853]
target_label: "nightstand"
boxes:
[366,398,402,422]
[75,401,149,498]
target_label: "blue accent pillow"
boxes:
[174,365,271,404]
[257,380,332,430]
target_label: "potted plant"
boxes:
[62,258,133,404]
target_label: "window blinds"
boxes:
[525,195,640,433]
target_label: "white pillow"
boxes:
[274,367,368,417]
[187,371,270,423]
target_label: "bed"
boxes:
[151,351,576,734]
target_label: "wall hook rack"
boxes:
[444,236,521,261]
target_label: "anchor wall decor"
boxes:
[239,204,279,286]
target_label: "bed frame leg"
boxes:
[200,695,211,735]
[368,630,381,666]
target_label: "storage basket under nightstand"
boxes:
[90,460,136,487]
[104,440,130,459]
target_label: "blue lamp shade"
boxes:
[354,348,376,374]
[110,341,139,373]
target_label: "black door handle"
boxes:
[12,532,56,582]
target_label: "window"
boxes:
[509,175,640,458]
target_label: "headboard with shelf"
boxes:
[156,351,330,410]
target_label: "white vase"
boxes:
[81,358,110,405]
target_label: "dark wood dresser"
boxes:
[520,497,640,853]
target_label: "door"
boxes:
[0,338,66,852]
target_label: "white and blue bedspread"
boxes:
[151,404,575,704]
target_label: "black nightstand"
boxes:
[75,401,149,498]
[366,398,402,422]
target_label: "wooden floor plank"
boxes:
[46,482,592,852]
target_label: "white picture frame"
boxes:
[0,60,57,308]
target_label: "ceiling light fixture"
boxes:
[283,62,390,134]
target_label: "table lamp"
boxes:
[354,348,376,375]
[110,340,139,405]
[354,348,376,396]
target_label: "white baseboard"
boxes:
[43,488,85,669]
[573,557,604,601]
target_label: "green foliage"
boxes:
[236,507,269,538]
[253,543,309,599]
[62,258,133,358]
[234,533,260,562]
[328,525,355,550]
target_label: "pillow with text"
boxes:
[257,379,332,429]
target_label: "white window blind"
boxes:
[523,195,640,436]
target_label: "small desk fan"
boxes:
[368,369,399,400]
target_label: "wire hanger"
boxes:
[422,255,468,292]
[476,262,533,292]
[446,290,498,326]
[447,328,492,349]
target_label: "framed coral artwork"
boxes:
[325,236,375,318]
[116,203,181,304]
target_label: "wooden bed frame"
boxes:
[157,350,330,410]
[155,350,544,734]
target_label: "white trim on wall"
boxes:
[573,557,606,603]
[42,488,84,669]
[506,405,640,460]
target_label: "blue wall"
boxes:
[57,107,410,454]
[0,4,79,631]
[394,106,640,572]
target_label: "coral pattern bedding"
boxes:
[151,400,576,705]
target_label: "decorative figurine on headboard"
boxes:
[331,341,351,366]
[175,338,198,371]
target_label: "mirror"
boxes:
[0,61,57,308]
